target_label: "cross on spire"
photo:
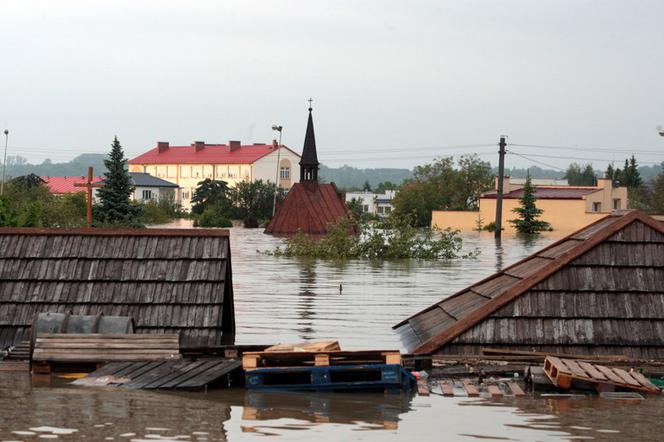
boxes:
[308,97,313,111]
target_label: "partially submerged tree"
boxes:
[95,137,142,226]
[229,179,284,228]
[191,179,231,216]
[509,174,551,234]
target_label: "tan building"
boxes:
[128,140,301,211]
[432,176,628,233]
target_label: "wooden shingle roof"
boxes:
[0,228,234,350]
[394,210,664,356]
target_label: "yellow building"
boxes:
[128,140,301,211]
[432,177,628,233]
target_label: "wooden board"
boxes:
[242,350,401,370]
[507,381,526,397]
[417,380,430,396]
[462,380,480,397]
[439,380,455,396]
[487,385,503,398]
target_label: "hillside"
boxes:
[319,165,412,189]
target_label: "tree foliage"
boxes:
[191,179,231,216]
[392,155,493,227]
[564,163,596,186]
[270,215,475,260]
[509,175,551,234]
[95,137,142,226]
[229,180,285,228]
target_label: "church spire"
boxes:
[299,99,319,182]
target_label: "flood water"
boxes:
[2,225,664,441]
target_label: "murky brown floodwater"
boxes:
[2,225,663,441]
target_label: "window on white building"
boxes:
[156,166,167,178]
[363,205,369,213]
[215,165,227,179]
[280,167,290,180]
[180,166,190,178]
[592,202,602,212]
[167,166,177,178]
[203,165,213,178]
[613,199,621,210]
[142,190,153,200]
[192,166,203,178]
[228,165,239,179]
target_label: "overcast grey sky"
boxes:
[1,0,663,170]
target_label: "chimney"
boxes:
[229,140,241,152]
[157,141,169,153]
[193,141,205,152]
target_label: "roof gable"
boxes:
[394,210,664,355]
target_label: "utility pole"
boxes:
[494,136,507,238]
[271,125,283,217]
[1,129,8,196]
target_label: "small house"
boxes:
[395,210,664,359]
[0,228,234,350]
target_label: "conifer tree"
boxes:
[509,174,551,234]
[95,136,142,226]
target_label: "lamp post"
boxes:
[271,125,283,217]
[1,129,8,196]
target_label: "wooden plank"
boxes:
[462,380,480,397]
[158,359,224,389]
[595,365,625,385]
[36,333,179,340]
[438,380,455,396]
[112,362,152,379]
[83,362,133,378]
[561,359,591,380]
[176,359,242,389]
[142,361,206,389]
[577,361,608,381]
[487,385,503,398]
[122,361,188,389]
[243,355,259,370]
[611,368,641,387]
[480,348,627,362]
[314,354,330,366]
[507,381,526,397]
[629,372,661,393]
[417,380,430,396]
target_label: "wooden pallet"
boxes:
[6,341,31,360]
[543,356,661,394]
[245,364,415,391]
[72,358,241,390]
[242,350,401,371]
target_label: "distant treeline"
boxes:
[2,154,108,178]
[503,164,663,182]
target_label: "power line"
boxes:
[507,151,567,171]
[510,143,664,156]
[509,150,663,166]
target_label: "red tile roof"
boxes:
[128,143,300,165]
[265,182,351,236]
[483,187,601,200]
[42,176,104,194]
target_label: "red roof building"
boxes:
[42,176,104,195]
[265,105,351,236]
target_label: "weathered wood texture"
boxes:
[395,211,664,359]
[32,333,181,362]
[0,229,235,349]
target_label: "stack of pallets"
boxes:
[242,350,414,391]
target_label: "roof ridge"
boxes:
[0,228,230,237]
[399,210,660,355]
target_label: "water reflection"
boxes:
[297,259,317,340]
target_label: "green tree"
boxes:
[95,137,142,226]
[194,203,233,228]
[346,197,364,218]
[0,196,18,226]
[4,174,54,227]
[509,175,551,234]
[564,163,596,186]
[362,180,372,192]
[392,154,493,227]
[42,192,87,227]
[374,181,397,194]
[648,167,664,213]
[229,180,284,228]
[191,179,231,215]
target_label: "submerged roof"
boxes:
[0,228,234,349]
[394,210,664,356]
[482,187,601,200]
[42,176,104,194]
[265,182,350,235]
[129,143,300,165]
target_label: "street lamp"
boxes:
[271,125,283,217]
[1,129,8,196]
